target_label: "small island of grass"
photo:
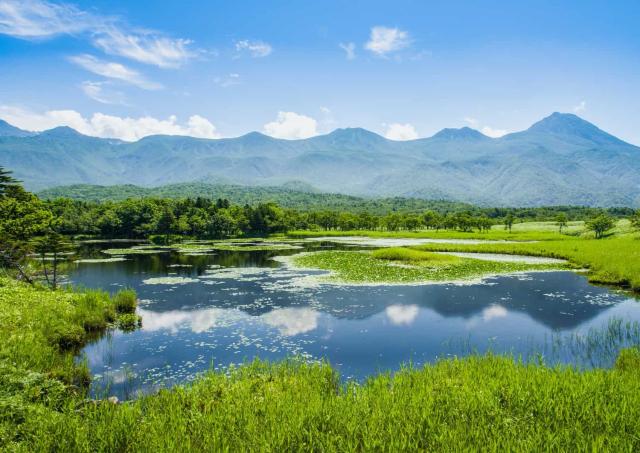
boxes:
[291,247,568,284]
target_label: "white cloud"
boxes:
[365,26,410,56]
[463,117,479,128]
[93,27,196,68]
[384,123,419,141]
[463,117,508,138]
[0,0,88,37]
[261,308,319,336]
[385,304,419,326]
[70,54,162,90]
[80,81,126,105]
[0,105,220,141]
[339,42,356,60]
[573,100,587,113]
[235,39,272,57]
[263,111,318,139]
[213,73,240,88]
[480,126,507,138]
[0,0,196,67]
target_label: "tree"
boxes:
[630,210,640,231]
[34,231,70,289]
[0,166,19,197]
[586,214,615,239]
[0,175,53,284]
[555,213,569,233]
[504,214,515,233]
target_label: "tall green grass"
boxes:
[410,235,640,292]
[18,354,640,451]
[0,278,137,447]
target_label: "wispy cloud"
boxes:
[339,42,356,60]
[0,0,88,37]
[70,54,162,90]
[80,81,127,105]
[0,105,220,141]
[0,0,197,67]
[213,73,241,88]
[235,39,272,57]
[573,100,587,113]
[263,111,318,139]
[365,26,410,56]
[93,27,196,68]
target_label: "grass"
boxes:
[292,250,566,284]
[101,248,171,255]
[172,242,302,252]
[13,354,640,451]
[288,228,575,241]
[409,235,640,292]
[0,277,138,447]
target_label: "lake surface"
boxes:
[69,239,640,399]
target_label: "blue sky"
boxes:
[0,0,639,143]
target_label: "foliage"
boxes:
[630,210,640,231]
[113,289,137,314]
[586,214,616,239]
[555,212,569,233]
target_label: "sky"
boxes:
[0,0,639,144]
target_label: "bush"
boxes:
[116,313,142,331]
[113,289,137,314]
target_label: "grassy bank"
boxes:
[15,354,640,451]
[288,228,573,241]
[2,278,640,450]
[0,278,138,448]
[291,249,567,284]
[409,235,640,292]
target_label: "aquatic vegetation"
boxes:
[113,289,137,314]
[142,276,199,285]
[74,257,129,263]
[291,250,566,284]
[116,313,143,331]
[102,248,171,255]
[174,243,303,252]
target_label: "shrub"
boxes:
[113,289,137,314]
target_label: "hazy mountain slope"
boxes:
[1,113,639,206]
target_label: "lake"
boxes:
[69,239,640,399]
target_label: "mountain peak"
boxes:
[431,127,489,141]
[525,112,625,145]
[321,127,386,144]
[40,126,84,138]
[0,119,34,137]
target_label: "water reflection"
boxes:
[70,240,640,399]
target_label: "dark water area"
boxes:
[68,240,640,399]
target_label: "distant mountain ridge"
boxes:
[2,113,639,207]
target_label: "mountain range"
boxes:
[1,113,638,207]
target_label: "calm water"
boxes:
[69,240,640,399]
